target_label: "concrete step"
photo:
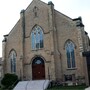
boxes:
[13,80,50,90]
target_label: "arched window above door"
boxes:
[32,57,44,65]
[31,25,44,50]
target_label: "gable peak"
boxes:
[33,0,40,1]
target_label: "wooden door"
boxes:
[32,57,45,80]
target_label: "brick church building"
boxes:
[2,0,90,85]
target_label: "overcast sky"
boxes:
[0,0,90,57]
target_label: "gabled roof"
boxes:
[25,0,49,12]
[4,0,81,37]
[55,9,72,21]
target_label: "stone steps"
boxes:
[13,80,50,90]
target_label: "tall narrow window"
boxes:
[31,25,44,50]
[9,50,16,73]
[65,41,76,68]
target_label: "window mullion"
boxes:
[38,32,40,49]
[34,33,36,50]
[70,51,72,68]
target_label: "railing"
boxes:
[7,79,19,90]
[43,79,51,90]
[25,80,30,90]
[43,80,46,90]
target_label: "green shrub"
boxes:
[1,73,18,88]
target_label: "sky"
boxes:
[0,0,90,57]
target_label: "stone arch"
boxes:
[64,39,76,49]
[8,49,17,57]
[30,24,44,35]
[30,55,46,64]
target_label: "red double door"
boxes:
[32,57,45,80]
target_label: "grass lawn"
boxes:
[47,85,87,90]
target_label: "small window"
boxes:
[31,25,44,50]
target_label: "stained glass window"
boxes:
[32,57,44,65]
[31,26,44,50]
[65,41,76,68]
[9,50,16,73]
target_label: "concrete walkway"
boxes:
[85,87,90,90]
[13,80,50,90]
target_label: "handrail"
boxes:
[43,79,50,90]
[43,80,46,90]
[25,81,30,90]
[8,79,19,89]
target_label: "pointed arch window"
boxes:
[65,41,76,68]
[9,50,16,73]
[31,25,44,50]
